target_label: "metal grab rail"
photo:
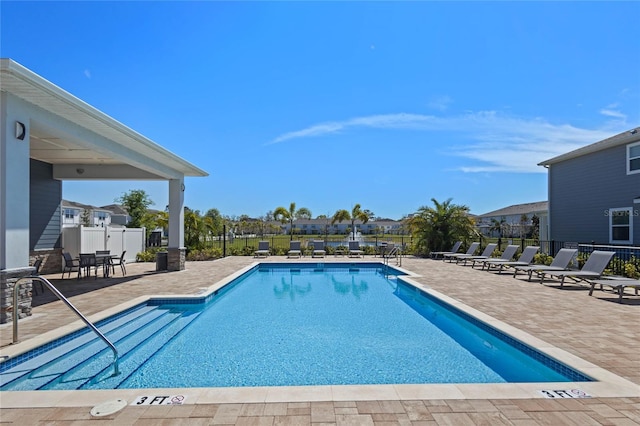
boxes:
[13,275,119,376]
[382,246,401,266]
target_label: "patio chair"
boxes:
[31,258,44,294]
[78,253,98,279]
[443,242,480,262]
[430,241,462,259]
[537,250,615,287]
[512,248,578,281]
[254,241,270,258]
[110,250,127,276]
[62,252,79,279]
[482,246,540,273]
[95,250,111,275]
[348,241,364,258]
[312,240,326,258]
[471,244,518,268]
[588,276,640,303]
[287,241,302,258]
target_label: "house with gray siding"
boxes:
[538,128,640,245]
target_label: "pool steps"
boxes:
[0,304,201,391]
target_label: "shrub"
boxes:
[186,247,222,261]
[136,247,165,262]
[533,253,553,265]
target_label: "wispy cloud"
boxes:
[267,113,443,145]
[268,111,625,173]
[84,69,91,79]
[599,103,627,120]
[427,95,453,111]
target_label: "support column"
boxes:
[0,267,35,324]
[167,178,185,271]
[1,93,31,271]
[1,93,32,324]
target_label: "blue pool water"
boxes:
[0,263,591,390]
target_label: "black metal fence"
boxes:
[210,234,413,256]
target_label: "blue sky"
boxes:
[2,1,639,219]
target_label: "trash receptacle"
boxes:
[156,251,168,271]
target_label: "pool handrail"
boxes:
[13,275,119,376]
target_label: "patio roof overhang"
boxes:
[0,59,208,180]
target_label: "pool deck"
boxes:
[1,255,639,425]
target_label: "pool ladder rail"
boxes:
[382,245,402,267]
[11,275,120,376]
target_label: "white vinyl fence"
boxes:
[62,225,145,263]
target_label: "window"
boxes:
[628,141,640,174]
[95,212,107,221]
[609,207,633,244]
[64,209,75,219]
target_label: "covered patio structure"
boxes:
[0,59,208,323]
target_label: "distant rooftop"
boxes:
[477,201,548,218]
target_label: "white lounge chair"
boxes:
[512,248,577,281]
[471,244,518,268]
[311,240,326,258]
[443,242,480,263]
[537,250,615,287]
[254,241,270,258]
[430,241,462,259]
[348,241,363,258]
[482,246,539,273]
[588,276,640,303]
[457,243,497,266]
[287,241,302,258]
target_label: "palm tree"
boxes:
[274,202,312,240]
[331,204,370,240]
[407,198,476,257]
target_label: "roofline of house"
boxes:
[538,127,640,166]
[1,58,208,178]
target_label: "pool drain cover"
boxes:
[90,398,127,417]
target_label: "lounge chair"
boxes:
[512,248,577,281]
[456,243,497,265]
[442,242,480,262]
[471,244,518,268]
[430,241,462,259]
[254,241,270,258]
[312,240,326,258]
[287,241,302,258]
[482,246,539,273]
[537,250,615,287]
[348,241,363,258]
[588,276,640,303]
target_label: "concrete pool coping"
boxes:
[1,258,638,409]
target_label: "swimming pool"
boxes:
[0,263,591,391]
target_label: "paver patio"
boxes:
[1,255,638,425]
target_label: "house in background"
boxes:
[539,127,640,245]
[101,203,131,226]
[476,201,548,241]
[61,200,114,228]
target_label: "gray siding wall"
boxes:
[549,143,640,244]
[30,159,62,250]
